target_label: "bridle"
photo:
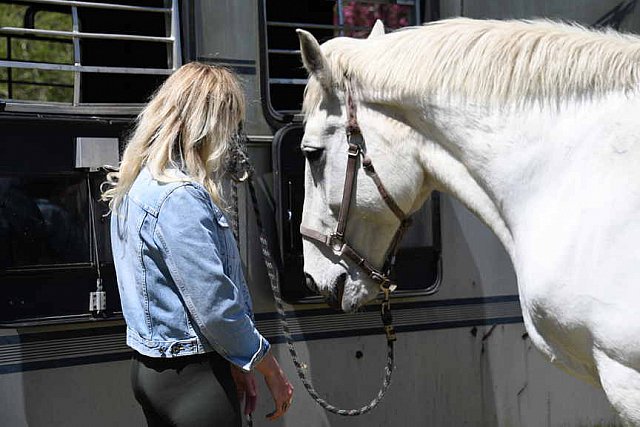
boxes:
[299,84,412,336]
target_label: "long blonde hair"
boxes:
[101,62,245,210]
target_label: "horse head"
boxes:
[296,26,434,312]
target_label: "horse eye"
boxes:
[301,146,325,162]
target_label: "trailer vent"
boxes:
[261,0,420,122]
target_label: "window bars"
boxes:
[263,0,419,116]
[0,0,181,110]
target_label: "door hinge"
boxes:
[89,291,107,312]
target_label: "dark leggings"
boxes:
[131,351,241,427]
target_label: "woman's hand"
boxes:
[255,352,294,421]
[230,365,257,416]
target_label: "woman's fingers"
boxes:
[264,373,293,421]
[245,393,257,416]
[256,353,293,421]
[245,374,257,415]
[230,366,258,416]
[230,366,246,403]
[281,396,293,412]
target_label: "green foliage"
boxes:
[0,3,74,102]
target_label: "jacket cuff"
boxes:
[239,336,271,372]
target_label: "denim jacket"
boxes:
[110,167,269,371]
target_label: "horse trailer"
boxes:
[1,1,638,426]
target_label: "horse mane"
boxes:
[302,17,640,112]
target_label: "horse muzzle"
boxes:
[305,272,346,311]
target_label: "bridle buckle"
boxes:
[380,285,396,343]
[374,276,397,293]
[328,234,345,255]
[347,141,360,157]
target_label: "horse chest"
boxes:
[518,283,601,381]
[515,223,640,382]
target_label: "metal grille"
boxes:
[262,0,420,118]
[0,0,181,111]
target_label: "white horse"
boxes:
[297,18,640,424]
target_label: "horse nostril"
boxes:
[304,273,318,293]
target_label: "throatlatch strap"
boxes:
[362,155,406,222]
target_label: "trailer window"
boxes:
[260,0,421,122]
[0,0,180,113]
[0,117,124,325]
[0,174,90,269]
[0,172,120,324]
[0,5,74,103]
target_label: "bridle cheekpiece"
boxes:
[299,84,412,341]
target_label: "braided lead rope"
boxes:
[230,180,240,244]
[229,181,255,427]
[245,177,395,416]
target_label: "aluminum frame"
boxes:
[0,0,181,114]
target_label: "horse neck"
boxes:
[412,92,638,266]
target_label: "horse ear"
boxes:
[297,29,331,89]
[369,20,385,38]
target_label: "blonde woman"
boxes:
[102,62,293,426]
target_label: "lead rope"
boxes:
[228,143,396,420]
[229,181,254,427]
[246,178,395,416]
